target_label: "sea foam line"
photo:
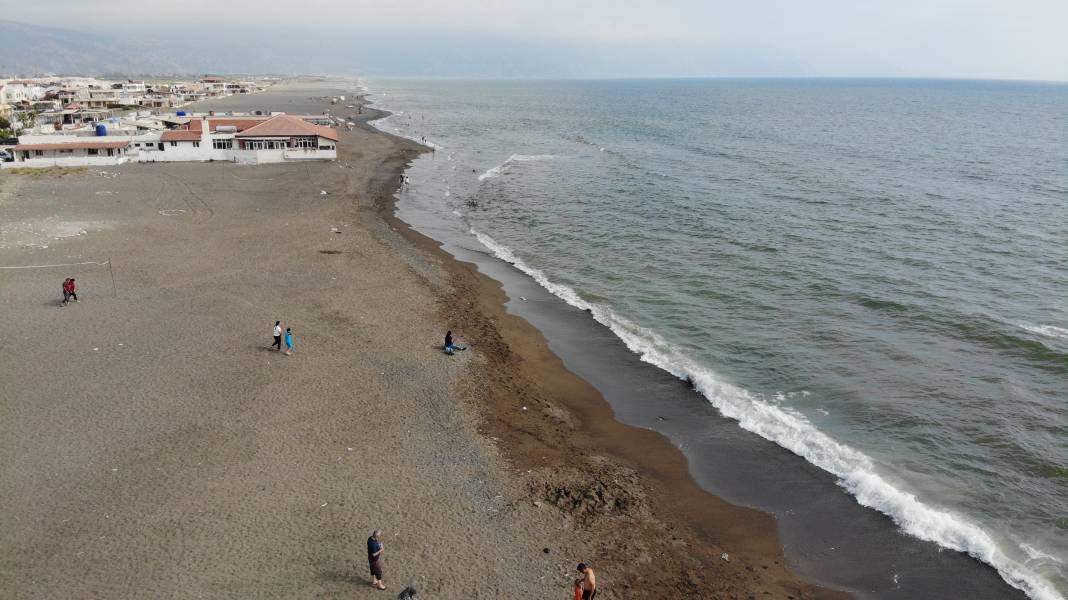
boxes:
[471,228,1064,600]
[477,154,555,182]
[1020,324,1068,340]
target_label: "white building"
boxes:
[12,138,129,167]
[7,113,338,168]
[232,114,338,163]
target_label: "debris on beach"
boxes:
[319,190,328,195]
[721,553,730,561]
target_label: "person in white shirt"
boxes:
[271,321,282,351]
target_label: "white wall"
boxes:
[10,152,127,168]
[283,148,337,161]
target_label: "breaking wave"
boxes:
[470,228,1063,600]
[477,154,555,182]
[1020,324,1068,340]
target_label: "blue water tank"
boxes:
[176,110,187,116]
[95,124,107,137]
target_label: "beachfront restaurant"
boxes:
[231,115,338,164]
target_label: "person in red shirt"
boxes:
[61,278,78,306]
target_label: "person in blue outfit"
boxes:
[443,330,466,355]
[284,327,294,355]
[367,530,385,590]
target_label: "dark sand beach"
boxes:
[1,80,845,599]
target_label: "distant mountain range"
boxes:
[1,20,184,76]
[0,19,816,79]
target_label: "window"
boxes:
[87,148,99,155]
[34,150,43,156]
[243,139,285,150]
[320,145,335,150]
[192,141,200,148]
[170,141,177,147]
[294,137,317,148]
[212,138,233,150]
[59,149,73,154]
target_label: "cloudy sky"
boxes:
[11,0,1068,80]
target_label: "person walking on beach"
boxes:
[271,321,282,351]
[284,327,294,356]
[575,563,597,599]
[61,278,78,306]
[368,530,386,590]
[443,330,466,355]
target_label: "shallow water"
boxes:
[370,78,1068,599]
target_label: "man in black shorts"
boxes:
[577,563,597,599]
[368,530,385,590]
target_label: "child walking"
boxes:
[284,327,294,355]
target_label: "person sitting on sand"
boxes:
[443,330,466,355]
[368,530,386,590]
[397,583,417,599]
[576,563,596,600]
[284,327,294,356]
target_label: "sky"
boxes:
[8,0,1068,80]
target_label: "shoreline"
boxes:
[362,81,1040,600]
[358,94,850,597]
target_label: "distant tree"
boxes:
[0,116,11,130]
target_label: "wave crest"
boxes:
[471,228,1064,600]
[477,154,555,182]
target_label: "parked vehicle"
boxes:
[0,150,13,162]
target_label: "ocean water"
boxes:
[368,78,1068,599]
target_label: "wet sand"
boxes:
[0,80,843,599]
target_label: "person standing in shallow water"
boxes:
[284,327,294,356]
[271,321,282,351]
[367,530,385,590]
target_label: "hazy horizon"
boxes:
[5,0,1068,81]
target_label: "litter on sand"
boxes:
[319,190,328,195]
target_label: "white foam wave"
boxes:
[471,228,1064,600]
[1020,324,1068,340]
[477,154,555,182]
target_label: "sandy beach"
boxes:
[0,80,845,599]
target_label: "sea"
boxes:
[366,78,1067,600]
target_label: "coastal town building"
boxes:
[8,112,339,167]
[12,139,129,167]
[0,75,272,136]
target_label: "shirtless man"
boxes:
[576,563,597,599]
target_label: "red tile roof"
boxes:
[161,130,203,142]
[15,140,129,151]
[186,117,269,132]
[235,114,338,141]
